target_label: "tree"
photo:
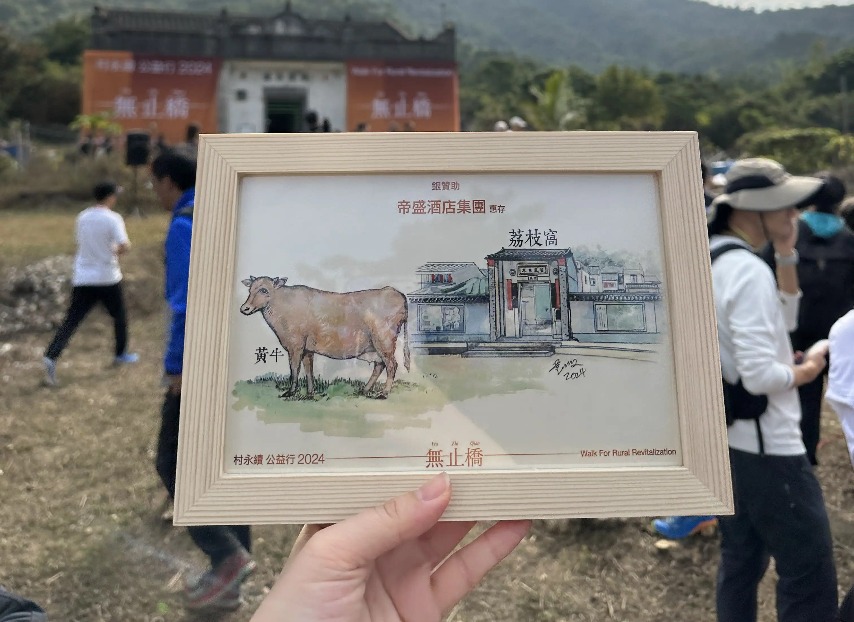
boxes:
[588,66,664,130]
[459,54,539,130]
[521,69,587,130]
[0,29,46,124]
[0,25,84,126]
[806,48,854,96]
[69,112,123,137]
[566,65,597,99]
[655,72,727,135]
[735,127,854,173]
[36,16,89,66]
[8,61,81,126]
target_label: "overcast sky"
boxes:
[700,0,854,9]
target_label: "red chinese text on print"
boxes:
[426,440,484,468]
[398,199,505,215]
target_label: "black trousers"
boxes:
[156,391,251,567]
[841,586,854,622]
[797,372,826,466]
[45,283,129,360]
[792,333,828,466]
[717,449,837,622]
[0,586,46,622]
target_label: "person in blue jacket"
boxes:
[150,152,254,612]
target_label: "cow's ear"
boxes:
[273,277,288,288]
[241,277,254,287]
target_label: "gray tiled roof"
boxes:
[91,5,455,61]
[416,262,478,272]
[408,276,489,300]
[485,248,572,261]
[94,8,221,34]
[95,7,414,42]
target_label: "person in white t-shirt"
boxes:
[43,181,138,386]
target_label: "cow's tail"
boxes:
[403,318,410,372]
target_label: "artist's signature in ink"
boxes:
[549,358,587,381]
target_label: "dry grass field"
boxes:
[4,199,854,621]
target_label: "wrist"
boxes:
[793,360,821,386]
[774,248,799,266]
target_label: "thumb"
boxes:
[313,472,451,568]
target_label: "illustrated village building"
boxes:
[407,249,663,355]
[407,263,490,354]
[84,4,458,143]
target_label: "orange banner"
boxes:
[82,50,221,143]
[346,61,459,132]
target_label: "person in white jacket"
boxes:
[827,309,854,467]
[705,158,837,622]
[826,308,854,622]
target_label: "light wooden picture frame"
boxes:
[174,131,733,525]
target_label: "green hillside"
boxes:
[400,0,854,71]
[3,0,854,76]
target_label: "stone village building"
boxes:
[407,250,664,355]
[407,263,490,354]
[85,4,458,141]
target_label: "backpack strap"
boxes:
[710,241,766,455]
[710,242,748,264]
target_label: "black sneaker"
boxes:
[184,548,255,610]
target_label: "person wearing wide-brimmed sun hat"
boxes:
[704,158,836,621]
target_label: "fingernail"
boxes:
[418,472,449,502]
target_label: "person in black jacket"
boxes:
[763,172,854,465]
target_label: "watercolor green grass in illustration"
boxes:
[232,356,547,437]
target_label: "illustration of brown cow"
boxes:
[240,276,410,399]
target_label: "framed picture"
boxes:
[174,131,732,525]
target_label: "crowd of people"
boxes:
[7,120,854,620]
[652,158,854,622]
[24,146,529,619]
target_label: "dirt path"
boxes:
[2,311,854,621]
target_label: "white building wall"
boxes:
[218,60,347,133]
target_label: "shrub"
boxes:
[735,127,854,174]
[0,146,159,212]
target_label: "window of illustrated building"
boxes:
[431,274,453,283]
[235,89,247,101]
[594,303,645,332]
[419,305,464,332]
